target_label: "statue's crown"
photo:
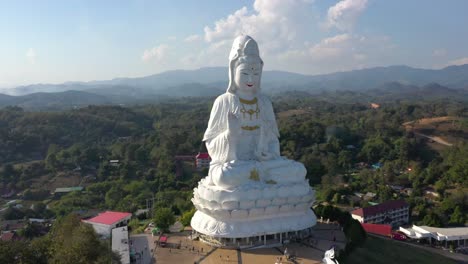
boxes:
[229,35,260,60]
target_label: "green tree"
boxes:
[180,208,196,226]
[422,212,443,227]
[153,207,175,231]
[345,219,367,247]
[48,213,119,264]
[332,193,341,204]
[449,206,465,226]
[105,186,123,209]
[338,150,353,170]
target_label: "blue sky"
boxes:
[1,0,467,87]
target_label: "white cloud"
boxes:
[309,34,351,58]
[180,0,394,75]
[432,49,446,57]
[26,48,36,64]
[326,0,368,31]
[203,0,316,54]
[184,34,201,42]
[279,33,395,74]
[174,0,318,70]
[141,44,169,62]
[167,36,177,41]
[447,57,468,66]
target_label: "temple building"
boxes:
[195,152,211,169]
[82,211,131,237]
[351,200,409,227]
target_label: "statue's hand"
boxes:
[256,151,275,161]
[227,112,241,135]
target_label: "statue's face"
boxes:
[234,62,262,95]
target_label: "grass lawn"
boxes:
[345,236,459,264]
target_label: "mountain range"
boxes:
[1,64,467,110]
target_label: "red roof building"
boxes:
[195,152,211,169]
[0,232,19,241]
[83,211,132,237]
[351,200,409,227]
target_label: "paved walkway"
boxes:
[149,223,345,264]
[130,234,155,264]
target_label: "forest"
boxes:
[0,92,467,231]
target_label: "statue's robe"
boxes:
[203,92,279,164]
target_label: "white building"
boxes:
[112,226,130,264]
[351,200,409,227]
[399,225,468,248]
[82,211,131,237]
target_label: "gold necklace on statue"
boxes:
[239,97,260,120]
[239,97,260,131]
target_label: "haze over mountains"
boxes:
[1,64,468,110]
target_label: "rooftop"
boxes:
[417,225,468,238]
[400,225,468,241]
[0,232,17,241]
[196,152,210,159]
[54,186,84,193]
[84,211,131,225]
[352,200,408,217]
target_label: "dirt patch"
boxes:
[402,116,459,127]
[30,172,82,191]
[403,116,467,149]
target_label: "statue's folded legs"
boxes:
[208,159,307,188]
[209,161,258,188]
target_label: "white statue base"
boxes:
[191,177,317,247]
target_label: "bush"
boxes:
[153,207,175,232]
[180,208,196,227]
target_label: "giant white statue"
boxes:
[191,35,316,245]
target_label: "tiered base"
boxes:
[190,176,317,247]
[192,209,316,238]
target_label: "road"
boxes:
[414,132,453,146]
[130,234,155,264]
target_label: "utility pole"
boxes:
[146,193,156,218]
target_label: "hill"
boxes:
[2,64,468,96]
[1,65,468,110]
[0,90,111,110]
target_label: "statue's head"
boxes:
[227,35,264,95]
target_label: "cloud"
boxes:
[447,57,468,66]
[26,48,36,64]
[432,49,446,57]
[279,33,395,73]
[181,0,394,75]
[184,34,201,42]
[326,0,368,31]
[175,0,318,69]
[309,34,351,58]
[203,0,316,54]
[141,44,169,62]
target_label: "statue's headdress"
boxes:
[227,35,264,93]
